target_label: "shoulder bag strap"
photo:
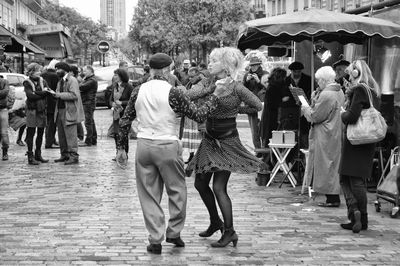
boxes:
[360,83,374,108]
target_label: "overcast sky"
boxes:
[58,0,138,31]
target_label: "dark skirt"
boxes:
[187,118,261,174]
[26,109,46,128]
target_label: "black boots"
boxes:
[35,149,49,163]
[211,227,238,248]
[27,151,40,165]
[166,236,185,247]
[146,243,162,254]
[199,220,224,237]
[2,148,8,161]
[340,212,368,232]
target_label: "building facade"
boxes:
[100,0,126,40]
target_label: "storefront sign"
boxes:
[97,41,110,53]
[26,24,71,37]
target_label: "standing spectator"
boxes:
[339,60,381,233]
[70,65,85,141]
[177,59,190,86]
[52,62,84,165]
[260,67,286,147]
[119,60,128,70]
[116,52,224,254]
[110,68,133,158]
[198,62,211,79]
[285,61,313,148]
[186,47,262,248]
[243,56,268,156]
[301,66,345,207]
[0,75,9,160]
[42,59,60,149]
[8,83,27,146]
[181,67,204,165]
[79,65,98,146]
[332,59,350,92]
[23,63,51,165]
[138,65,150,85]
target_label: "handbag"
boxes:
[346,84,387,145]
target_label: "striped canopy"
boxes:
[237,8,400,50]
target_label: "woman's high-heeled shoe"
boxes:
[211,227,238,247]
[199,221,224,237]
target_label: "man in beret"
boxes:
[243,56,268,156]
[50,62,84,165]
[285,61,313,150]
[332,59,350,92]
[116,52,227,254]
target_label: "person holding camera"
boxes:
[243,57,268,156]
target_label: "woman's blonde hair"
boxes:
[350,59,381,97]
[209,47,244,80]
[25,62,42,77]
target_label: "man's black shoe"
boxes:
[64,158,79,165]
[54,157,69,162]
[166,237,185,247]
[147,243,162,254]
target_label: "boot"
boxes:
[35,149,49,163]
[352,210,362,233]
[361,213,368,230]
[199,219,224,237]
[210,227,238,248]
[27,151,40,165]
[2,148,8,161]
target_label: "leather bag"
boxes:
[347,84,387,145]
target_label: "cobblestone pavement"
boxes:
[1,109,400,265]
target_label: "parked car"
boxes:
[0,73,28,104]
[94,65,144,108]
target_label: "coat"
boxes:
[23,77,48,128]
[0,78,9,109]
[54,73,85,126]
[340,84,380,178]
[303,83,345,194]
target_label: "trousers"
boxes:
[135,138,186,244]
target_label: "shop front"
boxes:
[26,24,73,61]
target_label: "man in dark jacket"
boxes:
[332,59,350,93]
[243,56,268,156]
[79,65,98,146]
[0,76,10,160]
[42,59,60,149]
[285,61,313,149]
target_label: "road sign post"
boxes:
[97,41,110,66]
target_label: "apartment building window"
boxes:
[294,0,298,11]
[340,0,347,12]
[304,0,309,9]
[355,0,361,8]
[272,0,276,16]
[277,0,281,15]
[326,0,334,10]
[282,0,286,14]
[315,0,322,8]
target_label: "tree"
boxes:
[38,3,108,64]
[130,0,251,63]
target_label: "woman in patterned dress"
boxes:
[186,47,263,247]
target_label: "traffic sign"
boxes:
[97,41,110,53]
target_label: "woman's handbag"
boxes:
[346,84,387,145]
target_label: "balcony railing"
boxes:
[21,0,42,12]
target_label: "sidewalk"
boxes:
[1,126,400,265]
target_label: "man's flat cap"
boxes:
[149,53,173,69]
[332,59,350,69]
[288,61,304,70]
[55,62,71,72]
[249,56,262,66]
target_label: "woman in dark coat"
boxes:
[110,68,133,155]
[339,59,381,233]
[23,63,51,165]
[260,67,286,147]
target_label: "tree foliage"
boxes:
[129,0,251,62]
[38,3,108,62]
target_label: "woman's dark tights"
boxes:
[26,127,44,153]
[17,125,26,141]
[194,170,233,229]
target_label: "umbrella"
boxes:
[237,9,400,91]
[237,8,400,50]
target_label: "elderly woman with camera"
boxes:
[301,66,345,208]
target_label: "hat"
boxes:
[55,62,71,72]
[183,59,190,64]
[249,57,262,66]
[288,61,304,70]
[332,59,350,69]
[149,53,173,69]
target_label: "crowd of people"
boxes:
[0,48,385,253]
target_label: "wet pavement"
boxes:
[1,108,400,265]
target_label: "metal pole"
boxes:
[311,36,314,92]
